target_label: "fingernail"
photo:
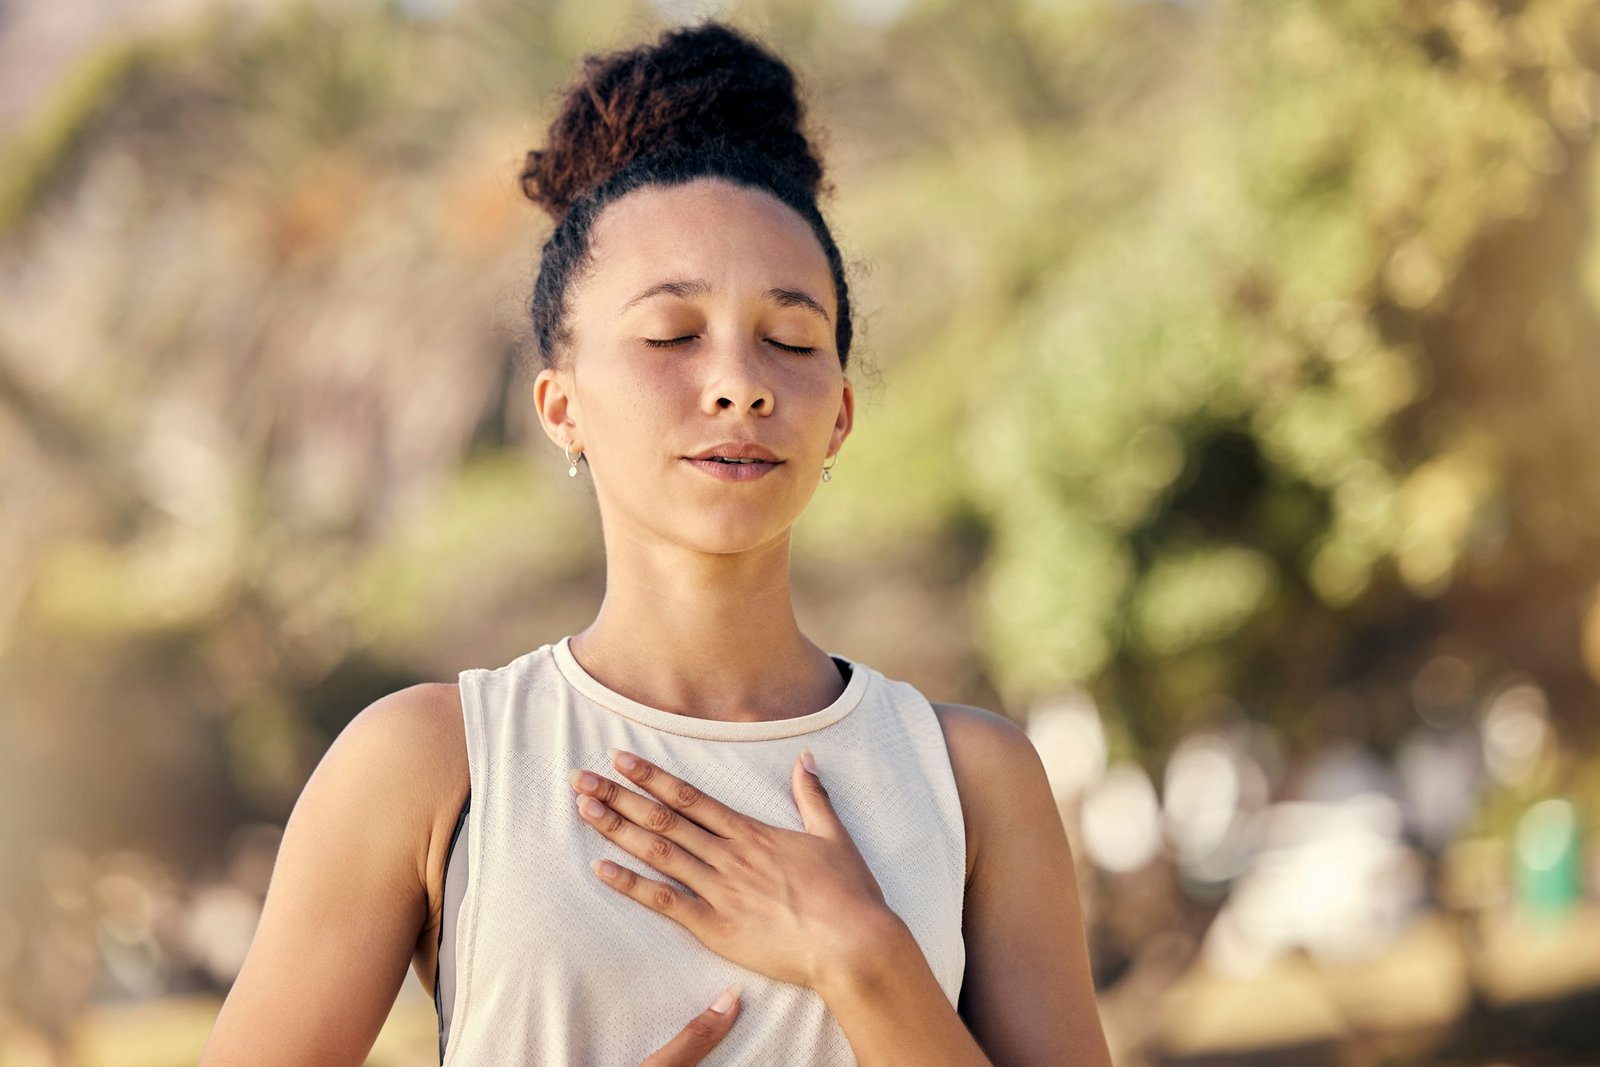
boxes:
[800,748,817,775]
[571,770,599,792]
[578,796,605,817]
[710,983,741,1014]
[591,858,618,878]
[610,748,639,772]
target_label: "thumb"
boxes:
[638,984,741,1067]
[791,748,845,839]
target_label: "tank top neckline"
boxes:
[550,635,871,741]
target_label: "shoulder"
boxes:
[325,682,470,893]
[351,680,465,756]
[335,681,466,802]
[928,701,1035,765]
[927,701,1049,885]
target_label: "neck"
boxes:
[568,529,845,724]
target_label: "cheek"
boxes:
[579,357,689,452]
[784,366,843,422]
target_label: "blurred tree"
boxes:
[881,0,1600,755]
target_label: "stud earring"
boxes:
[565,442,583,477]
[821,452,837,483]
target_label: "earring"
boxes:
[821,452,837,483]
[565,442,582,477]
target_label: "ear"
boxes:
[829,374,854,457]
[534,366,579,450]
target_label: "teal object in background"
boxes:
[1514,798,1584,919]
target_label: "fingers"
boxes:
[605,749,754,839]
[638,984,742,1067]
[789,748,846,840]
[574,786,721,893]
[590,856,716,927]
[570,767,727,861]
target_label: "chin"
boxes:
[671,509,798,556]
[599,485,810,556]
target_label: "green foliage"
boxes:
[0,40,152,234]
[848,0,1600,746]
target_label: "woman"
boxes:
[200,20,1111,1067]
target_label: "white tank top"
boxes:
[433,636,967,1065]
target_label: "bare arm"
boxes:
[198,684,459,1067]
[939,702,1112,1066]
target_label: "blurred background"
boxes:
[2,0,1599,1063]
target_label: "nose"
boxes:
[702,337,775,415]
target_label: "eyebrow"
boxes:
[619,278,831,325]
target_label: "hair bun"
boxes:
[520,22,826,222]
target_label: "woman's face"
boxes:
[535,177,853,557]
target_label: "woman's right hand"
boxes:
[639,984,742,1066]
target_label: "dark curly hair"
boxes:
[519,21,854,370]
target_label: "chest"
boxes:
[444,743,966,1064]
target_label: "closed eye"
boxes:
[642,336,817,355]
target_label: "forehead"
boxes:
[581,178,833,311]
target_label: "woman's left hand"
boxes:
[569,748,899,992]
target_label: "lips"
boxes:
[684,456,780,481]
[683,442,784,482]
[686,442,783,463]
